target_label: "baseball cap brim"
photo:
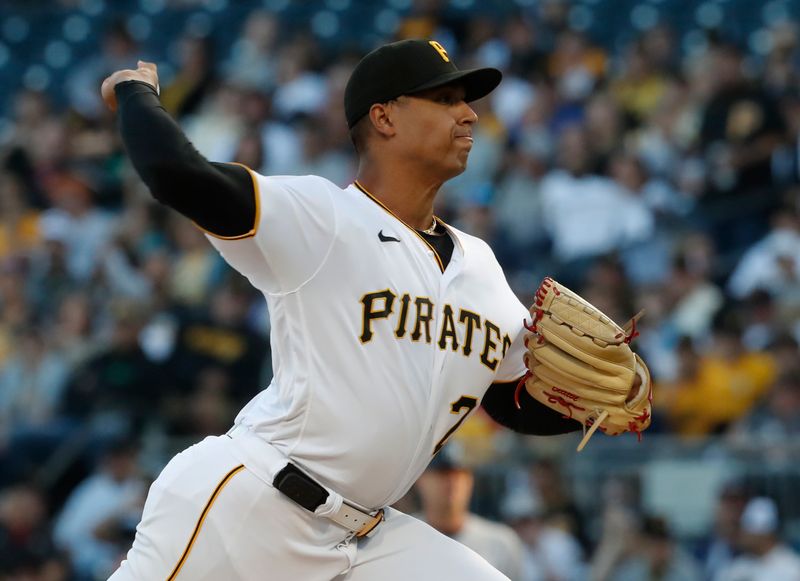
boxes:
[406,67,502,103]
[344,39,504,128]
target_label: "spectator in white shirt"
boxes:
[416,445,525,580]
[717,496,800,581]
[501,487,586,581]
[728,208,800,303]
[540,125,654,271]
[39,174,116,283]
[53,440,147,580]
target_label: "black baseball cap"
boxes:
[344,39,502,129]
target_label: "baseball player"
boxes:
[100,39,592,580]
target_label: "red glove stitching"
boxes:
[543,390,585,419]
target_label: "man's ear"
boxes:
[368,102,397,138]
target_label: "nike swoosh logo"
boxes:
[378,230,401,243]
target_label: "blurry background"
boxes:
[0,0,799,579]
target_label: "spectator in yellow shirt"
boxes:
[0,175,40,261]
[659,321,777,436]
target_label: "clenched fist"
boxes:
[100,60,160,112]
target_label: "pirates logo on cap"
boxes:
[428,41,450,62]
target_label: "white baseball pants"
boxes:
[108,434,508,580]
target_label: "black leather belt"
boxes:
[226,424,384,537]
[271,462,384,537]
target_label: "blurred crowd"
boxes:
[405,447,800,581]
[1,0,800,578]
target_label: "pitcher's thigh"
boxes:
[110,437,350,581]
[341,509,509,581]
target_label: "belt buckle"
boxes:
[355,508,385,538]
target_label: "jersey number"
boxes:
[433,396,478,455]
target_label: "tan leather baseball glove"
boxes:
[515,277,652,451]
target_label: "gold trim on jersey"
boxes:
[193,162,262,240]
[353,181,445,273]
[167,464,246,580]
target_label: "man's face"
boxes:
[417,468,474,517]
[557,124,590,175]
[389,83,478,180]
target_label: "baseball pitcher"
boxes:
[102,39,651,580]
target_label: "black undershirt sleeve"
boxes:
[481,379,582,435]
[115,80,256,237]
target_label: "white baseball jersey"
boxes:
[206,171,528,510]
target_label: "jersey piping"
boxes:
[193,163,261,241]
[353,181,445,273]
[167,464,245,580]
